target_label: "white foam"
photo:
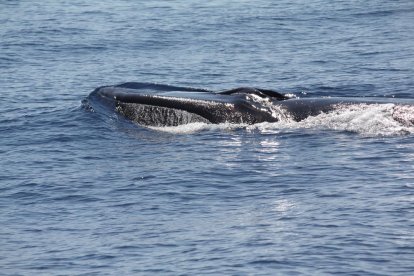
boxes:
[245,94,293,121]
[148,122,248,134]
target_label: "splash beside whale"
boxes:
[86,82,414,128]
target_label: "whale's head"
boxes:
[87,83,288,127]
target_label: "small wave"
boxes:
[151,104,414,136]
[252,104,414,137]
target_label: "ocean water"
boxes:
[1,0,414,275]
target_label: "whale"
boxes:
[86,82,414,127]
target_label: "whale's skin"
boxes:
[87,82,414,127]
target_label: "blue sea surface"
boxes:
[1,0,414,275]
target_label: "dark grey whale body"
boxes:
[87,82,414,127]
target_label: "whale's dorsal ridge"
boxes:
[218,87,289,101]
[114,82,211,92]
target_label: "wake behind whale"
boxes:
[84,82,414,136]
